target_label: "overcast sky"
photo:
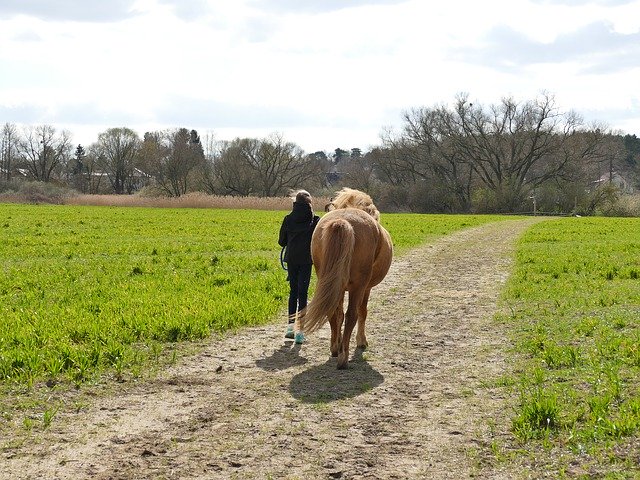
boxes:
[1,0,639,153]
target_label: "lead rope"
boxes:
[280,245,288,271]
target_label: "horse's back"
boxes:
[312,208,391,288]
[314,208,378,251]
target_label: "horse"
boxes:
[298,188,393,369]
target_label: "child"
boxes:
[278,190,320,344]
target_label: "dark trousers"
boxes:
[287,263,312,321]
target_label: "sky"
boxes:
[1,0,639,154]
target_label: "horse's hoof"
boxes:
[356,344,368,351]
[337,353,349,369]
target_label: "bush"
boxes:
[471,187,499,213]
[135,184,167,198]
[598,193,640,217]
[0,179,19,195]
[0,181,75,204]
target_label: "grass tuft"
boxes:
[498,217,640,475]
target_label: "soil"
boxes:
[1,218,543,480]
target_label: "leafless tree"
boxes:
[15,125,72,182]
[244,133,325,196]
[339,151,377,192]
[93,127,140,194]
[211,138,262,196]
[453,93,606,210]
[139,128,205,196]
[388,93,608,212]
[79,146,105,194]
[1,123,18,181]
[382,109,476,211]
[197,133,223,195]
[211,134,326,196]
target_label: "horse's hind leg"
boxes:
[337,290,363,369]
[329,297,344,357]
[356,289,371,350]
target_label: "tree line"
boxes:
[1,93,639,213]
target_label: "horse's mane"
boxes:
[327,187,380,222]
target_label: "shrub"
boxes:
[0,181,76,204]
[19,182,73,204]
[602,193,640,217]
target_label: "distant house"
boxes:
[592,171,633,194]
[87,168,151,192]
[325,170,342,185]
[131,168,152,191]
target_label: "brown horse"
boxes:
[299,188,393,369]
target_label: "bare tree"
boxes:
[15,125,72,182]
[211,134,326,196]
[195,132,222,195]
[599,133,629,186]
[382,109,476,211]
[83,145,105,194]
[389,93,607,212]
[212,138,263,195]
[1,123,18,181]
[452,93,606,210]
[244,133,324,196]
[68,144,88,192]
[93,128,140,194]
[139,128,205,197]
[340,151,377,192]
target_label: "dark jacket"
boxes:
[278,201,320,265]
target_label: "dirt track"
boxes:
[1,218,541,479]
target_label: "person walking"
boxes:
[278,189,320,344]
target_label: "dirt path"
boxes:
[2,219,541,480]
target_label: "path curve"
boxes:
[2,218,541,480]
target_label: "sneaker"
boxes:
[294,332,305,344]
[284,324,294,339]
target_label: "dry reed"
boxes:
[65,192,332,211]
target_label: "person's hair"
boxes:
[292,189,312,204]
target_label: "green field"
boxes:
[0,204,505,387]
[497,217,640,475]
[2,204,639,474]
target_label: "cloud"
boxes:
[581,98,640,129]
[154,96,319,130]
[0,104,44,124]
[237,15,279,43]
[0,0,138,22]
[455,21,640,74]
[530,0,634,5]
[156,0,212,21]
[10,31,43,42]
[247,0,410,14]
[0,100,144,132]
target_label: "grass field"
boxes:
[496,216,640,475]
[0,203,506,388]
[2,203,639,474]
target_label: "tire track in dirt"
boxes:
[2,218,542,480]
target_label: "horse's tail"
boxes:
[300,218,355,334]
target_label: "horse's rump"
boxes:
[301,208,386,334]
[299,214,355,333]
